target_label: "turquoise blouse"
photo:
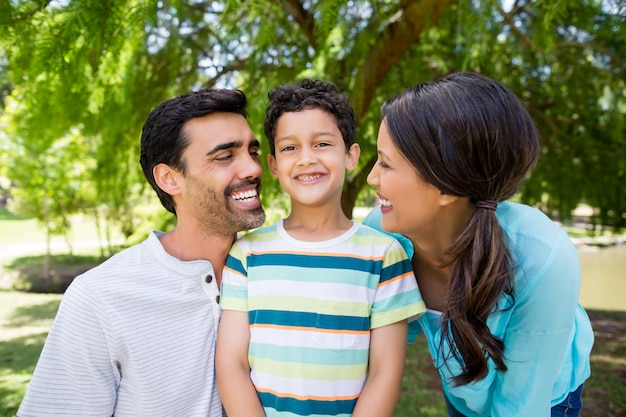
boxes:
[364,201,593,417]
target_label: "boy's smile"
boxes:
[268,108,359,210]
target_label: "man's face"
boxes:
[177,112,266,237]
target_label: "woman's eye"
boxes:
[378,160,390,169]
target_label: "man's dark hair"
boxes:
[263,78,356,155]
[140,89,248,214]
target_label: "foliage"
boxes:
[0,0,624,230]
[1,289,625,416]
[3,124,94,238]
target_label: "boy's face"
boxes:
[267,108,359,209]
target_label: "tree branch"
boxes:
[281,0,316,49]
[201,58,249,89]
[497,2,534,49]
[351,0,451,120]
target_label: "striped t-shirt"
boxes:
[221,220,425,417]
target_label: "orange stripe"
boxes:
[378,271,414,287]
[255,387,360,402]
[223,265,246,278]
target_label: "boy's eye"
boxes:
[280,145,296,152]
[316,142,331,148]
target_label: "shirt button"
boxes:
[216,295,220,304]
[205,274,213,284]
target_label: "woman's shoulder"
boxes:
[497,201,569,242]
[498,202,579,293]
[360,207,414,256]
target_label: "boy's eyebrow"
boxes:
[276,131,337,142]
[206,139,260,156]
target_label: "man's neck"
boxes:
[158,226,235,272]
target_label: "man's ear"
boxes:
[153,163,182,195]
[345,143,361,170]
[267,154,279,178]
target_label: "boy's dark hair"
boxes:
[139,89,248,215]
[263,78,356,155]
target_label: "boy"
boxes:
[216,79,425,417]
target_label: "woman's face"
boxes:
[367,119,444,238]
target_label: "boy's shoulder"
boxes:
[236,222,280,242]
[353,222,402,245]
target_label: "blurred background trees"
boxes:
[1,0,624,241]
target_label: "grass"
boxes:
[0,291,63,415]
[0,289,446,417]
[0,290,624,417]
[0,207,123,246]
[0,209,625,416]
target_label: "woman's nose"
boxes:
[367,164,379,186]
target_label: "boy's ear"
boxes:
[154,163,182,195]
[267,154,279,178]
[345,143,360,170]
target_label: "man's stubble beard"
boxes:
[191,178,266,238]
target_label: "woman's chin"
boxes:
[380,218,400,235]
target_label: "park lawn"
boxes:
[0,210,624,416]
[1,290,625,417]
[0,207,124,246]
[0,291,63,414]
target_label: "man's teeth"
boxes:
[379,198,392,207]
[232,190,258,201]
[298,174,320,182]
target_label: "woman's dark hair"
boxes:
[263,78,356,155]
[382,71,540,385]
[140,89,248,215]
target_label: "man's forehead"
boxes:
[183,113,255,146]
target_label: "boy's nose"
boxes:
[297,149,318,166]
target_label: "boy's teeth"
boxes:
[298,174,320,182]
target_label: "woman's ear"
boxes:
[153,163,182,195]
[438,192,463,208]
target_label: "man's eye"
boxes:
[215,154,233,161]
[250,150,260,159]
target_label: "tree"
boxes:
[1,0,624,231]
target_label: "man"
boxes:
[18,88,266,417]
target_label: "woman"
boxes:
[364,71,594,417]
